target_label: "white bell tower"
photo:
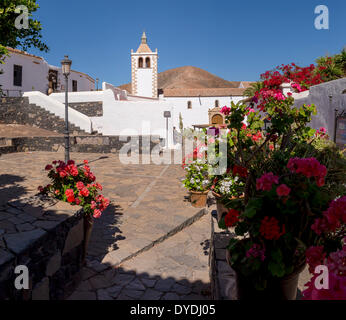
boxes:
[131,32,158,98]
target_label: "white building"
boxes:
[0,47,95,96]
[162,88,245,129]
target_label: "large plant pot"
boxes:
[212,191,229,222]
[190,190,209,208]
[82,214,94,263]
[226,250,305,300]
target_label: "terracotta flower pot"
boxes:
[226,250,305,300]
[190,190,209,208]
[212,191,229,222]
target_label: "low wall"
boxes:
[0,135,162,155]
[0,195,85,300]
[210,211,237,300]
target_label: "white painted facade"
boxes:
[0,48,95,96]
[163,95,244,129]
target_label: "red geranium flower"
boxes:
[225,209,240,227]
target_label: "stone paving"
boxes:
[68,214,211,300]
[0,151,211,300]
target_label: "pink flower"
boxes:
[287,157,327,186]
[246,244,266,261]
[80,187,90,197]
[75,198,81,205]
[93,209,102,218]
[291,82,303,92]
[76,181,84,190]
[276,184,291,197]
[220,106,231,115]
[306,246,326,273]
[312,196,346,235]
[256,172,279,191]
[65,189,74,198]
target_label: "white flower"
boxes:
[190,178,195,184]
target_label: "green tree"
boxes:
[0,0,48,94]
[0,0,49,52]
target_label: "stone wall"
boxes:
[69,102,103,117]
[0,135,162,155]
[293,78,346,141]
[210,211,237,300]
[0,97,89,135]
[0,195,85,300]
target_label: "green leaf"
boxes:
[271,248,283,262]
[244,206,256,218]
[268,260,285,277]
[218,217,227,230]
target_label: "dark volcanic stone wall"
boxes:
[69,102,103,117]
[0,196,85,300]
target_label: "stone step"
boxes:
[1,97,92,136]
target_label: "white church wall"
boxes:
[91,91,174,147]
[164,96,244,129]
[136,69,153,97]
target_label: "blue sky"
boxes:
[29,0,346,86]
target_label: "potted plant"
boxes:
[182,161,211,208]
[207,62,346,299]
[221,157,337,299]
[38,159,110,261]
[211,173,245,222]
[302,195,346,300]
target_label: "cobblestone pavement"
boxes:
[68,214,211,300]
[0,151,211,300]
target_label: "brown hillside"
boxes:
[118,66,241,94]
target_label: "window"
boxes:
[187,101,192,109]
[72,80,78,92]
[13,65,23,87]
[215,100,219,108]
[145,57,151,68]
[138,57,143,68]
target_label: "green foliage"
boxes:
[182,162,211,192]
[0,0,49,52]
[244,81,264,97]
[316,48,346,81]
